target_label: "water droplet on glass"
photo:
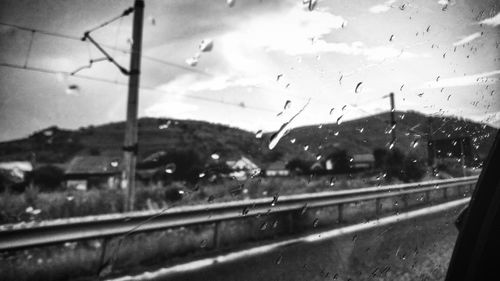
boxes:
[255,130,263,139]
[200,239,208,248]
[336,115,344,125]
[313,218,319,228]
[316,154,322,160]
[165,163,176,174]
[284,100,291,110]
[355,82,363,94]
[329,177,336,186]
[271,194,279,206]
[199,39,213,52]
[186,56,199,67]
[303,145,309,151]
[260,222,268,231]
[226,0,235,8]
[389,35,395,42]
[276,255,283,265]
[242,207,249,215]
[290,138,296,143]
[211,153,220,160]
[66,84,80,95]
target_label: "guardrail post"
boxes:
[375,198,381,216]
[402,194,408,209]
[287,212,294,234]
[337,204,344,223]
[425,190,430,203]
[98,238,110,272]
[213,222,221,249]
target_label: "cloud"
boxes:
[420,70,500,89]
[144,100,199,118]
[156,74,264,93]
[479,12,500,27]
[453,32,482,46]
[369,0,396,14]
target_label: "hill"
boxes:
[0,111,496,165]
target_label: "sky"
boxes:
[0,0,499,142]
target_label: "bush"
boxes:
[400,155,426,182]
[33,165,65,191]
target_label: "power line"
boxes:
[0,62,274,113]
[0,22,212,76]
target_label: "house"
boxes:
[265,161,290,177]
[350,154,375,170]
[0,161,33,181]
[65,156,122,190]
[225,156,260,181]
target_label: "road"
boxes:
[142,205,461,281]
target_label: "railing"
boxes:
[0,176,477,251]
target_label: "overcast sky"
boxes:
[0,0,499,141]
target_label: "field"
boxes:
[0,173,390,224]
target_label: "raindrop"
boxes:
[329,108,335,115]
[199,172,206,178]
[290,138,296,143]
[148,16,156,26]
[284,100,291,110]
[242,207,250,215]
[400,84,404,91]
[276,255,283,265]
[334,131,339,136]
[336,115,344,125]
[255,130,263,139]
[226,0,235,8]
[411,139,419,148]
[200,239,208,248]
[271,194,279,206]
[303,145,309,151]
[355,82,363,93]
[389,35,395,42]
[316,154,322,160]
[426,25,431,32]
[313,218,319,228]
[66,196,74,201]
[436,76,440,82]
[339,74,343,85]
[110,160,119,167]
[442,4,448,11]
[329,177,336,186]
[260,222,268,231]
[66,84,80,95]
[186,55,199,67]
[199,39,213,52]
[207,195,215,203]
[418,92,424,97]
[211,153,220,160]
[165,163,176,174]
[269,99,310,150]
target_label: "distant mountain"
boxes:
[0,111,496,166]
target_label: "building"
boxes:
[350,154,375,170]
[225,156,260,181]
[264,161,290,177]
[65,156,122,190]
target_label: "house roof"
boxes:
[352,154,375,162]
[225,156,259,170]
[0,161,33,172]
[65,156,122,175]
[266,161,287,171]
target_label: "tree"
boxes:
[286,158,311,174]
[326,149,350,174]
[400,154,426,182]
[33,165,65,191]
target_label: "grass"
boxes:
[0,173,391,225]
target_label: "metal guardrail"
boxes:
[0,176,477,251]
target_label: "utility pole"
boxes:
[459,138,467,177]
[122,0,144,212]
[427,117,436,167]
[389,92,396,147]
